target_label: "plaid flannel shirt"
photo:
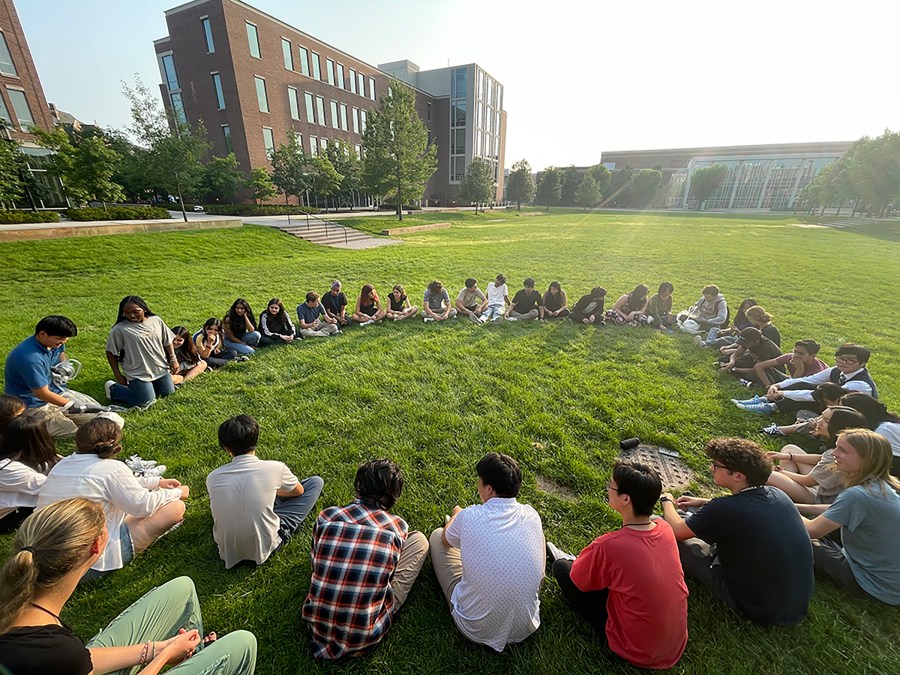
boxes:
[302,500,409,659]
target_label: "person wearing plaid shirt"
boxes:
[302,459,428,659]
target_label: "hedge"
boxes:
[65,206,172,221]
[0,210,61,224]
[203,204,319,216]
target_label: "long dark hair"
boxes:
[733,297,758,328]
[841,393,900,427]
[360,284,378,307]
[114,296,154,325]
[0,416,59,471]
[0,396,26,444]
[261,297,291,332]
[225,298,255,334]
[625,284,649,311]
[824,406,869,444]
[171,326,199,365]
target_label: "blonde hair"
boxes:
[745,305,772,324]
[837,428,900,493]
[0,498,105,634]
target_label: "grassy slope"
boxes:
[0,211,898,674]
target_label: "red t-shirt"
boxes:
[775,353,828,378]
[569,520,688,669]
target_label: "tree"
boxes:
[201,153,244,204]
[122,76,209,221]
[362,81,437,220]
[270,135,312,206]
[309,154,342,211]
[535,167,561,210]
[688,164,728,210]
[602,166,633,207]
[625,169,663,208]
[324,140,362,210]
[587,164,611,198]
[506,159,535,210]
[458,157,495,213]
[0,136,24,208]
[560,165,579,206]
[245,167,277,204]
[574,173,601,210]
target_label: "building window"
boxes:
[336,63,345,90]
[310,136,318,156]
[349,68,357,94]
[339,103,348,131]
[262,127,275,158]
[293,131,302,149]
[211,73,225,110]
[354,144,362,158]
[368,77,376,101]
[330,100,338,129]
[201,17,215,53]
[316,95,326,126]
[451,156,465,182]
[427,102,432,121]
[288,86,300,121]
[0,33,17,77]
[161,53,178,92]
[326,58,335,86]
[359,109,367,134]
[320,137,328,152]
[298,46,310,77]
[357,72,365,96]
[0,95,12,127]
[311,52,321,80]
[352,107,359,134]
[254,76,269,113]
[304,92,315,123]
[281,38,293,70]
[169,92,187,126]
[222,124,232,153]
[246,23,261,58]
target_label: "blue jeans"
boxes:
[224,331,261,355]
[275,476,324,544]
[110,374,175,407]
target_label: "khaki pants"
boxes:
[300,323,340,338]
[429,528,463,605]
[392,530,429,607]
[25,390,125,438]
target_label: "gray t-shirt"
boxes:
[424,287,451,311]
[824,483,900,605]
[457,287,486,309]
[809,449,844,503]
[105,315,174,382]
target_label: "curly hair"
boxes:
[704,437,772,486]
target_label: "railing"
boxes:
[286,211,349,245]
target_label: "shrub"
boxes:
[65,206,172,221]
[0,210,61,224]
[203,204,319,216]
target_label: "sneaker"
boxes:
[468,312,480,324]
[478,314,489,323]
[104,380,116,400]
[332,330,343,336]
[125,455,158,471]
[492,315,503,324]
[506,316,517,322]
[423,317,434,323]
[693,335,705,347]
[736,401,776,414]
[738,378,754,388]
[361,320,375,327]
[235,355,250,362]
[730,394,765,405]
[760,423,785,437]
[546,541,575,564]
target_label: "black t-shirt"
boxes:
[389,293,407,312]
[511,289,543,314]
[322,291,347,316]
[761,324,781,348]
[749,337,782,365]
[0,624,92,675]
[686,486,813,625]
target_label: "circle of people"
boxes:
[0,279,898,673]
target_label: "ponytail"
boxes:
[75,418,123,459]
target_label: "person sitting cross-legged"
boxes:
[506,278,544,321]
[297,292,341,338]
[660,438,813,626]
[570,287,607,325]
[322,280,351,327]
[302,459,428,659]
[717,327,782,383]
[677,284,728,339]
[455,278,488,323]
[547,461,688,670]
[429,452,545,652]
[752,339,828,389]
[423,280,457,322]
[206,415,324,569]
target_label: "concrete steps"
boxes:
[244,216,400,249]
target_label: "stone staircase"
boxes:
[820,216,878,229]
[244,215,400,249]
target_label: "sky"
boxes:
[16,0,900,171]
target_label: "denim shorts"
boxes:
[80,522,134,583]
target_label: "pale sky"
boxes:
[17,0,900,171]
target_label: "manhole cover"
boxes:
[619,444,695,487]
[535,474,578,502]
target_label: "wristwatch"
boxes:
[659,496,672,504]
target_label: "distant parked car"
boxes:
[193,205,205,212]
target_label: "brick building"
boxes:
[154,0,506,205]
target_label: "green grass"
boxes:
[1,211,898,674]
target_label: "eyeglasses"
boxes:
[606,482,622,493]
[711,462,728,471]
[835,355,859,364]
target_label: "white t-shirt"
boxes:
[36,453,182,571]
[206,454,299,568]
[486,282,508,306]
[444,497,544,651]
[0,459,49,519]
[875,422,900,457]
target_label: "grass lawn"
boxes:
[1,210,898,674]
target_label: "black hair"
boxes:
[611,461,662,516]
[812,383,848,405]
[0,416,59,471]
[476,452,522,498]
[171,326,199,365]
[591,286,607,298]
[733,297,758,327]
[225,298,256,335]
[218,415,259,456]
[261,298,291,333]
[523,277,535,288]
[35,316,77,338]
[841,392,900,427]
[835,343,870,365]
[495,274,506,285]
[203,317,223,334]
[794,339,820,355]
[427,280,444,294]
[114,296,154,325]
[355,458,404,510]
[465,278,477,289]
[825,407,868,443]
[657,282,673,295]
[0,396,26,443]
[626,284,649,310]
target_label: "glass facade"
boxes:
[170,92,187,126]
[246,23,260,58]
[0,94,11,126]
[212,73,225,109]
[449,67,467,182]
[201,17,215,53]
[222,124,232,153]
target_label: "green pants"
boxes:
[85,576,257,675]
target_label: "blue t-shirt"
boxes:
[297,303,326,325]
[824,483,900,605]
[3,336,65,407]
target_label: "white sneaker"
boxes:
[468,313,480,324]
[104,380,116,400]
[506,316,517,321]
[361,320,375,327]
[693,335,705,347]
[125,455,157,471]
[478,314,489,323]
[423,317,434,323]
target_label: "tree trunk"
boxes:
[175,171,188,222]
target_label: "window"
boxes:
[311,52,321,80]
[201,17,215,53]
[352,107,359,134]
[316,95,326,126]
[161,54,178,91]
[320,137,328,151]
[254,76,269,113]
[262,127,275,158]
[0,33,17,77]
[326,58,335,86]
[169,92,187,126]
[298,46,310,77]
[354,144,362,158]
[0,95,12,127]
[368,77,376,101]
[349,69,357,94]
[211,73,225,109]
[222,124,232,153]
[330,100,338,129]
[427,102,432,121]
[310,136,318,156]
[357,72,364,96]
[359,109,367,134]
[288,87,300,121]
[339,103,348,131]
[451,156,465,182]
[304,92,315,123]
[336,63,345,89]
[281,38,293,70]
[293,131,302,149]
[246,23,261,58]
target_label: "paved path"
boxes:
[243,215,401,249]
